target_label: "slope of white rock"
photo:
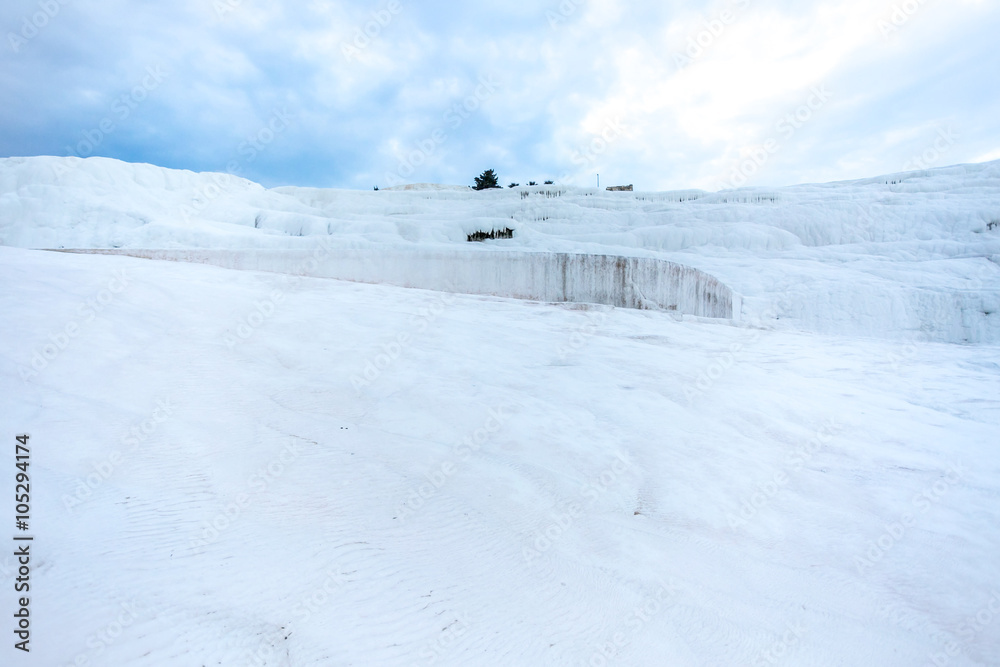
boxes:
[2,245,998,667]
[2,156,1000,666]
[2,155,998,342]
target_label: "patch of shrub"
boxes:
[468,227,514,242]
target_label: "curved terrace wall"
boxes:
[51,248,741,320]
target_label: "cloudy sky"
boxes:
[2,0,999,191]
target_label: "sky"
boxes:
[2,0,999,192]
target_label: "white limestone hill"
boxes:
[2,155,998,343]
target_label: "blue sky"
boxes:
[2,0,999,191]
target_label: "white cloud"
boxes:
[1,0,998,189]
